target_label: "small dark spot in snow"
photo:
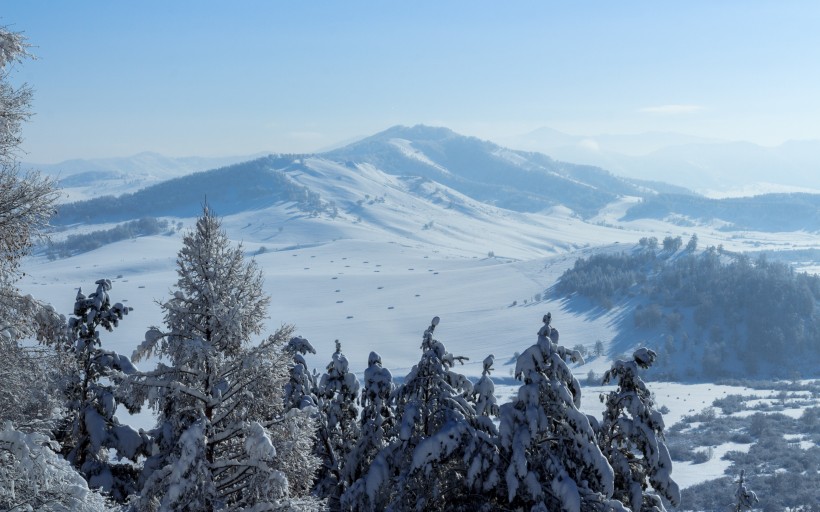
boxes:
[311,255,315,258]
[388,306,394,309]
[363,261,369,264]
[433,272,439,275]
[408,268,414,271]
[332,277,338,280]
[335,289,340,292]
[336,300,343,303]
[138,286,145,289]
[377,286,384,289]
[415,294,420,297]
[374,270,380,272]
[346,316,353,319]
[303,267,310,270]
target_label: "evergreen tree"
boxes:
[498,315,620,512]
[284,335,319,410]
[129,207,321,511]
[340,351,394,509]
[314,340,361,506]
[598,348,680,511]
[345,317,501,511]
[53,279,148,501]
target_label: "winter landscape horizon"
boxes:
[4,2,820,511]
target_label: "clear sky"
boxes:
[3,1,820,163]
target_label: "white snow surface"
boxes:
[17,154,820,492]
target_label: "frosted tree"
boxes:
[339,351,394,510]
[50,279,148,501]
[284,335,319,410]
[0,26,61,433]
[128,207,322,511]
[498,315,620,512]
[313,340,361,506]
[346,317,501,511]
[598,348,680,511]
[0,423,113,512]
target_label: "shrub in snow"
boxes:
[598,348,680,510]
[498,315,622,512]
[127,207,321,511]
[0,422,113,512]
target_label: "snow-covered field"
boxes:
[19,155,820,496]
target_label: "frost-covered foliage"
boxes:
[499,316,622,512]
[313,340,361,504]
[0,26,61,433]
[284,336,319,410]
[0,422,113,512]
[50,279,147,502]
[0,28,57,280]
[343,317,501,511]
[733,470,758,512]
[599,348,680,511]
[128,207,321,511]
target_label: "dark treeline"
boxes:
[45,217,171,259]
[623,192,820,232]
[556,240,820,376]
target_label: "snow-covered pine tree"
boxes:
[52,279,148,501]
[598,348,680,511]
[339,351,394,510]
[284,336,319,410]
[128,206,322,511]
[498,315,620,512]
[347,317,501,511]
[313,340,361,506]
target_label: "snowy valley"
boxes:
[12,125,820,510]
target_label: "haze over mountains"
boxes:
[499,127,820,196]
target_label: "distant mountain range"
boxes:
[47,125,820,233]
[500,127,820,195]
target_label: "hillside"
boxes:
[554,240,820,379]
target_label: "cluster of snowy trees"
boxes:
[557,238,820,377]
[4,202,684,510]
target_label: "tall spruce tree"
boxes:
[598,348,680,511]
[498,315,621,512]
[314,340,361,507]
[344,317,501,511]
[129,207,321,511]
[53,279,148,501]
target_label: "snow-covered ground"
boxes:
[18,154,820,495]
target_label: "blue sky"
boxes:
[4,1,819,162]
